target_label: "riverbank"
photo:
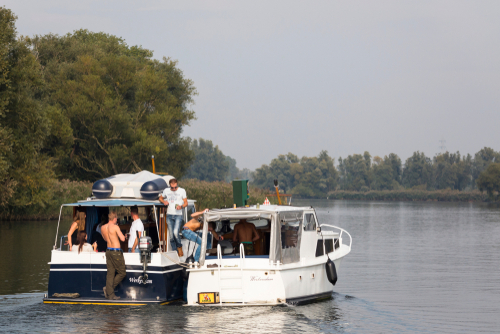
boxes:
[1,179,491,221]
[327,189,488,202]
[0,179,270,221]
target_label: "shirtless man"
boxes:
[103,212,126,300]
[233,219,260,255]
[182,210,222,262]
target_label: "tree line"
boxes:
[183,138,251,183]
[251,148,500,198]
[0,8,196,214]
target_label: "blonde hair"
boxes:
[74,210,86,231]
[108,212,117,220]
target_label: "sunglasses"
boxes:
[171,186,178,190]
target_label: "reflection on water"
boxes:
[0,292,423,333]
[1,201,500,333]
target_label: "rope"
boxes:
[160,252,192,269]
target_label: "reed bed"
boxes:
[0,179,273,221]
[327,189,487,202]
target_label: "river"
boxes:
[1,200,499,333]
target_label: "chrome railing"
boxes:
[319,224,352,249]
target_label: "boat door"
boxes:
[300,212,319,259]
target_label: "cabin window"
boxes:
[315,240,324,257]
[325,239,334,253]
[207,218,271,257]
[303,213,317,231]
[280,213,303,264]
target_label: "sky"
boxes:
[5,1,500,170]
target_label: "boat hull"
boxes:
[45,250,184,305]
[186,256,344,306]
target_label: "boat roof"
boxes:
[203,205,313,222]
[62,198,196,207]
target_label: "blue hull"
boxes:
[46,263,184,304]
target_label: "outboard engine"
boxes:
[138,233,153,284]
[325,257,337,285]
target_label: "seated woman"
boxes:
[182,210,222,262]
[71,231,97,254]
[67,209,86,251]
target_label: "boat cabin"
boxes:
[185,205,352,306]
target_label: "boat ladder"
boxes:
[217,243,246,305]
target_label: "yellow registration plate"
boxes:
[198,292,219,304]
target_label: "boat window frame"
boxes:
[303,212,317,231]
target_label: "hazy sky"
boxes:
[5,1,500,170]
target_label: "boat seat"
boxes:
[218,240,233,255]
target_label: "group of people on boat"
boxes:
[65,177,266,300]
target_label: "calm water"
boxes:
[1,200,500,333]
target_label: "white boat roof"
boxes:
[106,170,173,183]
[203,205,312,222]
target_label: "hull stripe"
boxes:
[49,268,183,274]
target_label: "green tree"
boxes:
[371,156,395,190]
[253,153,299,193]
[184,138,229,182]
[0,7,55,210]
[292,151,338,197]
[402,151,433,189]
[253,151,337,197]
[472,147,500,187]
[433,152,459,190]
[338,152,371,191]
[477,162,500,201]
[30,30,196,180]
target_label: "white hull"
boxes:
[187,248,349,306]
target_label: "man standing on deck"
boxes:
[233,219,260,255]
[159,179,188,256]
[128,206,144,253]
[103,212,126,300]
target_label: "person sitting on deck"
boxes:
[233,219,260,255]
[71,231,97,253]
[67,209,86,251]
[182,210,222,262]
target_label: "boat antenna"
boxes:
[274,179,282,205]
[152,155,156,174]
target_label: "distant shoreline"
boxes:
[0,181,491,221]
[326,189,487,202]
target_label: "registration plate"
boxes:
[198,292,219,304]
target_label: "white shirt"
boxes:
[71,243,94,253]
[161,187,187,216]
[129,218,145,248]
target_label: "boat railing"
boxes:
[59,235,68,251]
[319,224,353,249]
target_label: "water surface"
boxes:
[1,201,499,333]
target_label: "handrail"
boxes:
[59,235,68,251]
[319,224,352,249]
[217,244,222,305]
[239,243,246,304]
[53,205,64,249]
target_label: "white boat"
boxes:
[186,205,352,306]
